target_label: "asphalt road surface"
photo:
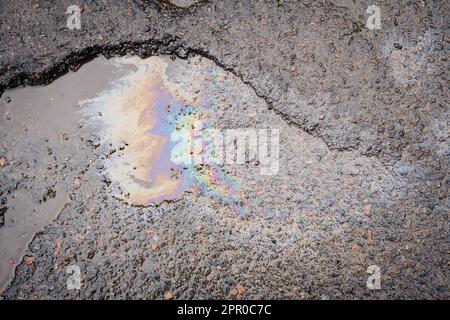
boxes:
[0,0,448,299]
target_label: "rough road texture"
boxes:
[0,0,448,299]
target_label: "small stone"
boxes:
[393,43,403,50]
[74,177,81,188]
[237,285,245,295]
[62,133,69,141]
[164,291,174,300]
[368,229,374,245]
[364,204,372,216]
[54,241,62,256]
[0,156,8,167]
[25,256,35,265]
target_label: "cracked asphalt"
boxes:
[0,0,448,299]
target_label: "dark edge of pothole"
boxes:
[0,36,402,165]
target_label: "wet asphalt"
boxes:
[0,0,448,299]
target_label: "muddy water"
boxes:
[0,56,130,290]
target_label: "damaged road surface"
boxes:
[0,0,448,300]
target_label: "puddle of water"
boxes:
[0,56,130,290]
[0,54,280,290]
[0,187,68,290]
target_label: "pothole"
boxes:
[1,53,402,296]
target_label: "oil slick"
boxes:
[82,57,184,205]
[81,56,253,213]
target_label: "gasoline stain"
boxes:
[81,56,247,208]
